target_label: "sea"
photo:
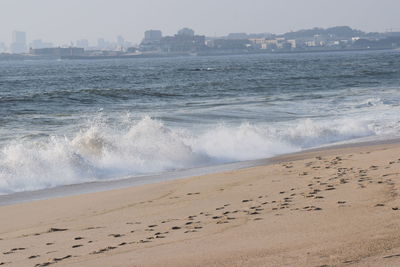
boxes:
[1,50,400,195]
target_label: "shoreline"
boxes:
[1,137,399,207]
[1,47,398,62]
[1,138,400,266]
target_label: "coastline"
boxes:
[1,137,399,207]
[1,47,398,62]
[2,139,400,266]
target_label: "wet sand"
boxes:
[1,142,400,266]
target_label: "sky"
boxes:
[0,0,399,46]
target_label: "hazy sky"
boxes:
[1,0,399,45]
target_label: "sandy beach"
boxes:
[1,142,400,267]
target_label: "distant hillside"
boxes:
[282,26,366,39]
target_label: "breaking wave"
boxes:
[0,115,383,194]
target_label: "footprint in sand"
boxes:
[109,234,124,238]
[28,255,40,259]
[155,232,166,238]
[85,226,104,230]
[184,230,197,233]
[91,246,116,255]
[3,248,26,255]
[383,253,400,259]
[35,255,72,267]
[48,228,68,233]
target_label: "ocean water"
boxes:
[1,50,400,194]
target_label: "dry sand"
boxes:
[1,143,400,266]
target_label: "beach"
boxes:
[1,142,400,267]
[1,3,400,267]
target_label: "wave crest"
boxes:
[0,115,379,194]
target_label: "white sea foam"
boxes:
[0,115,394,194]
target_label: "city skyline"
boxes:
[2,24,400,55]
[1,0,399,46]
[1,24,400,53]
[3,24,399,58]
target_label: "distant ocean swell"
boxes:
[0,115,383,194]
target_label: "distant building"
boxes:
[0,42,6,53]
[126,47,138,53]
[208,39,251,51]
[313,34,327,46]
[247,37,295,51]
[287,39,296,48]
[31,39,54,49]
[227,33,248,39]
[262,39,279,49]
[177,28,195,37]
[247,33,273,39]
[124,41,134,48]
[76,39,89,49]
[160,29,205,53]
[116,35,126,50]
[144,30,162,42]
[31,39,42,49]
[304,40,317,47]
[97,38,107,49]
[30,47,84,57]
[10,31,27,54]
[249,38,266,49]
[140,30,162,52]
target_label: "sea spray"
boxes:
[0,115,379,194]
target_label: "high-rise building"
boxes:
[10,31,27,54]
